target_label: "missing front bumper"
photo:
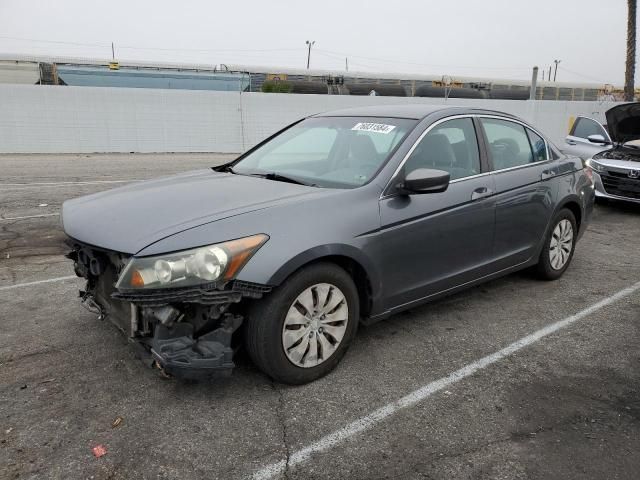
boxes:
[67,240,272,380]
[151,314,243,380]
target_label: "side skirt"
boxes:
[361,257,537,326]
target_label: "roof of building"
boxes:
[0,55,610,89]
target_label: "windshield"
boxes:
[231,116,417,188]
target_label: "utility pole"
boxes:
[306,40,315,69]
[553,59,561,82]
[548,65,552,82]
[345,57,348,71]
[530,66,538,100]
[111,42,115,60]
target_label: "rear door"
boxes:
[478,116,558,269]
[377,116,496,310]
[564,116,611,159]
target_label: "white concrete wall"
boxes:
[0,84,620,154]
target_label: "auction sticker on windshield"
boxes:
[352,123,397,134]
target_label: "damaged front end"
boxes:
[66,238,271,380]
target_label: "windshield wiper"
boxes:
[248,172,315,186]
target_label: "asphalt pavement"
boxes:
[1,154,639,480]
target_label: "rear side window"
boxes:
[404,118,481,181]
[480,118,535,170]
[526,129,548,162]
[571,117,606,139]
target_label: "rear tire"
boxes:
[535,208,577,280]
[244,262,359,385]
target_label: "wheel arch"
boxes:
[555,196,583,232]
[266,244,381,318]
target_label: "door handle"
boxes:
[541,169,556,180]
[565,139,576,145]
[471,186,494,201]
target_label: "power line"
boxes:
[315,48,532,71]
[0,33,618,84]
[314,50,530,77]
[0,35,301,54]
[557,66,611,84]
[0,35,111,48]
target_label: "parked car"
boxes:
[584,103,640,204]
[563,115,613,159]
[63,105,594,385]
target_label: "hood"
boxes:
[606,102,640,144]
[62,169,324,254]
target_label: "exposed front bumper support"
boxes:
[151,313,243,380]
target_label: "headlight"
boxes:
[115,234,268,290]
[585,158,604,173]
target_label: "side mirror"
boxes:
[587,134,609,145]
[398,168,450,194]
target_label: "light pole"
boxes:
[553,59,561,82]
[306,40,315,69]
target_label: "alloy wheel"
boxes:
[549,219,574,270]
[281,283,349,368]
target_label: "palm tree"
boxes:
[624,0,637,101]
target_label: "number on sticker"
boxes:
[352,123,396,134]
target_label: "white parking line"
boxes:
[0,213,60,221]
[0,275,78,292]
[251,280,640,480]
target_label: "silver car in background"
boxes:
[583,103,640,204]
[563,115,612,160]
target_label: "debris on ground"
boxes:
[92,445,107,458]
[112,416,123,428]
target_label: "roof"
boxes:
[225,63,608,89]
[315,104,471,120]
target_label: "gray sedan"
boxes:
[63,105,594,384]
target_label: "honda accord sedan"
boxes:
[62,105,594,384]
[584,103,640,204]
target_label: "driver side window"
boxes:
[404,118,481,181]
[571,117,606,140]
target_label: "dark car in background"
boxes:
[584,103,640,204]
[62,105,594,385]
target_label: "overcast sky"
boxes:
[0,0,635,85]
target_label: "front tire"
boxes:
[535,208,577,280]
[244,262,359,385]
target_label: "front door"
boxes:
[377,117,496,311]
[564,116,611,159]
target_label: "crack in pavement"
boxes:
[271,380,292,480]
